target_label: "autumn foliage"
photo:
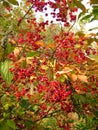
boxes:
[0,0,98,130]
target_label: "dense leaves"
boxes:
[0,0,98,130]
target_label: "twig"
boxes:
[17,5,33,26]
[67,21,76,33]
[60,22,64,35]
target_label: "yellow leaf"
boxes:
[9,39,16,45]
[41,65,48,70]
[26,57,33,65]
[30,75,36,80]
[14,47,21,57]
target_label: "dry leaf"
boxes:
[77,75,88,83]
[56,67,72,74]
[76,90,86,94]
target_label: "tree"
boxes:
[0,0,98,130]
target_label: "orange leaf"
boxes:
[26,1,30,6]
[35,41,45,47]
[77,75,88,83]
[46,43,55,49]
[71,74,78,81]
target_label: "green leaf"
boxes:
[60,75,66,83]
[8,0,19,6]
[90,54,98,62]
[89,26,98,31]
[0,124,10,130]
[26,51,40,57]
[94,109,98,117]
[20,99,31,109]
[3,1,10,8]
[7,120,16,129]
[0,120,10,130]
[24,120,33,129]
[78,12,85,19]
[0,60,13,86]
[41,117,57,129]
[80,14,92,21]
[6,44,14,54]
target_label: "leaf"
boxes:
[24,120,32,129]
[78,12,85,19]
[77,75,88,83]
[14,47,21,57]
[80,14,92,21]
[35,41,45,47]
[0,124,10,130]
[46,43,55,49]
[0,60,13,86]
[26,1,31,6]
[89,26,98,31]
[56,67,73,74]
[3,1,10,8]
[20,99,31,109]
[90,0,98,4]
[26,57,33,65]
[7,120,16,129]
[0,120,10,130]
[8,0,19,5]
[60,75,66,83]
[26,51,40,57]
[6,43,14,54]
[94,109,98,117]
[41,117,57,129]
[90,54,98,62]
[71,74,78,81]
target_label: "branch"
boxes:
[17,5,33,26]
[67,21,76,33]
[33,109,61,123]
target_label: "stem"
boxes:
[67,21,76,33]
